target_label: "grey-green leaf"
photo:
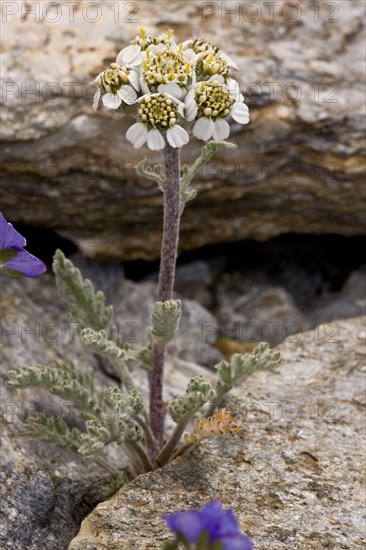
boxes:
[53,249,114,333]
[168,375,214,423]
[7,361,101,415]
[216,342,281,396]
[150,299,182,344]
[24,414,83,453]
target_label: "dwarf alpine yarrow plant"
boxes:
[7,30,280,495]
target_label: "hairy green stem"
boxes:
[111,357,135,392]
[170,440,198,461]
[137,415,157,451]
[155,410,195,467]
[94,456,122,477]
[126,440,153,473]
[149,143,181,454]
[122,446,143,478]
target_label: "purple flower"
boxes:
[0,212,46,277]
[164,500,253,550]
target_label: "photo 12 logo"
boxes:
[201,2,340,24]
[1,1,139,24]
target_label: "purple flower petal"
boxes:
[198,501,240,540]
[0,212,46,278]
[216,509,241,536]
[164,510,204,543]
[2,246,46,277]
[201,500,223,518]
[199,501,226,537]
[0,212,25,249]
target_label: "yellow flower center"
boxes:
[100,63,130,94]
[197,51,229,80]
[142,49,192,89]
[191,37,219,55]
[132,29,175,51]
[138,94,179,129]
[195,82,233,120]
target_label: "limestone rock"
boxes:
[215,283,311,346]
[212,261,365,347]
[166,260,214,309]
[309,267,366,326]
[68,317,366,550]
[1,1,365,259]
[0,274,117,550]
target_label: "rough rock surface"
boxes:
[69,316,366,550]
[216,284,312,346]
[0,261,221,549]
[1,274,113,550]
[309,268,366,326]
[177,259,365,348]
[1,1,365,259]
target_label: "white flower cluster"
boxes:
[92,29,249,150]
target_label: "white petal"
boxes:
[184,49,199,64]
[184,89,198,121]
[128,53,144,67]
[116,46,129,65]
[167,125,190,148]
[208,74,225,84]
[149,43,167,54]
[91,72,103,85]
[118,85,137,105]
[117,44,141,65]
[185,103,198,122]
[221,51,239,70]
[212,119,230,140]
[128,70,140,91]
[181,39,193,49]
[231,103,250,124]
[225,76,240,98]
[92,89,101,111]
[140,76,150,95]
[158,83,183,99]
[147,129,165,150]
[193,117,215,141]
[185,88,196,105]
[226,77,242,101]
[102,93,122,109]
[126,122,148,148]
[168,39,179,51]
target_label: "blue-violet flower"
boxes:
[0,212,46,277]
[164,500,253,550]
